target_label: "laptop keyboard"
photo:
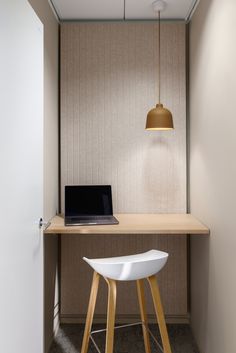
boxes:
[71,216,112,221]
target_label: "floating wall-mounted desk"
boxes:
[44,213,209,235]
[44,214,209,324]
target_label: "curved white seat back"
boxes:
[83,249,168,281]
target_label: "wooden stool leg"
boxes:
[81,271,100,353]
[147,275,172,353]
[104,278,117,353]
[137,280,151,353]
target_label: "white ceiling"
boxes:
[50,0,199,22]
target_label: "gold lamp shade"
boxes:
[146,103,174,130]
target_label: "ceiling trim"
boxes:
[48,0,60,22]
[60,19,187,24]
[185,0,200,22]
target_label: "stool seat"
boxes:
[83,249,168,281]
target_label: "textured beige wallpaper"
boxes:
[60,22,187,321]
[61,23,186,214]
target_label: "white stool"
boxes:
[81,249,172,353]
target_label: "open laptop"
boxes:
[64,185,119,226]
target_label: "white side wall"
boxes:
[189,1,236,352]
[0,2,44,352]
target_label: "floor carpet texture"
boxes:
[49,324,199,353]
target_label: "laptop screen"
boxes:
[65,185,113,217]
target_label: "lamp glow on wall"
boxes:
[146,0,174,131]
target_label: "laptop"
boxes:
[64,185,119,226]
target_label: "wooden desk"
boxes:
[44,213,209,235]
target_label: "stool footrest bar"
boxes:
[89,321,164,353]
[90,321,143,335]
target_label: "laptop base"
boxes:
[65,215,119,226]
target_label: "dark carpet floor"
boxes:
[49,324,199,353]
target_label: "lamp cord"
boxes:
[158,10,161,104]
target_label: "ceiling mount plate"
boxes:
[152,0,167,13]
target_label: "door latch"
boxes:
[38,218,51,229]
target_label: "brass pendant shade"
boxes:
[146,103,173,130]
[145,1,174,131]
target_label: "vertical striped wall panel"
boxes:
[60,23,187,320]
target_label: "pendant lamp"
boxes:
[146,0,174,131]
